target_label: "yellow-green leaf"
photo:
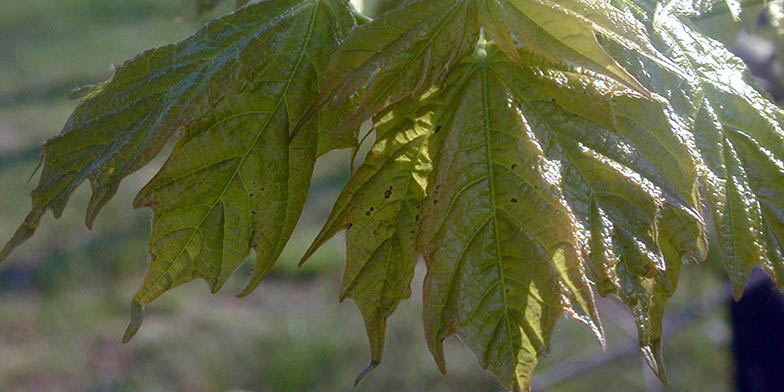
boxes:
[128,0,357,315]
[603,3,784,297]
[652,6,784,297]
[499,50,706,381]
[1,0,358,338]
[491,0,684,96]
[301,96,437,381]
[308,0,480,133]
[417,49,607,392]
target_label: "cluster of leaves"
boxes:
[2,0,783,390]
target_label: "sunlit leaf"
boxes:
[598,2,784,299]
[503,50,707,380]
[3,0,784,390]
[655,4,784,296]
[0,0,358,334]
[301,96,437,381]
[417,48,609,391]
[485,0,685,96]
[305,0,480,133]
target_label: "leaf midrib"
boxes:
[479,68,517,373]
[137,2,322,302]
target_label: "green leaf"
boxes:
[1,0,357,324]
[417,48,611,392]
[601,3,784,298]
[484,0,685,96]
[4,0,784,389]
[499,50,706,381]
[129,0,357,313]
[301,95,437,382]
[306,0,480,134]
[652,6,784,298]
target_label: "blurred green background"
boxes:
[0,0,766,391]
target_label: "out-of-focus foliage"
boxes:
[194,0,250,14]
[1,0,783,390]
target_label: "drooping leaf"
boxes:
[650,5,784,297]
[301,95,437,382]
[304,0,480,134]
[127,0,357,316]
[4,0,784,390]
[596,0,784,297]
[417,48,609,392]
[4,1,297,262]
[499,50,707,380]
[0,0,358,334]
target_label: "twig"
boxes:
[532,286,731,391]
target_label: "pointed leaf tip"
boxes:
[0,211,43,264]
[235,284,254,298]
[128,0,357,305]
[26,154,43,184]
[731,280,746,302]
[354,360,380,386]
[298,245,318,268]
[122,301,144,344]
[641,339,668,384]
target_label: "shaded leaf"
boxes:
[305,0,480,134]
[128,0,357,313]
[301,95,437,380]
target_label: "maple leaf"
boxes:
[301,95,437,383]
[478,0,685,97]
[304,0,481,133]
[414,48,606,391]
[0,0,358,339]
[2,0,784,390]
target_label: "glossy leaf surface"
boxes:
[2,0,784,390]
[417,50,608,391]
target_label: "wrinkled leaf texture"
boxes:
[2,0,784,391]
[0,0,358,337]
